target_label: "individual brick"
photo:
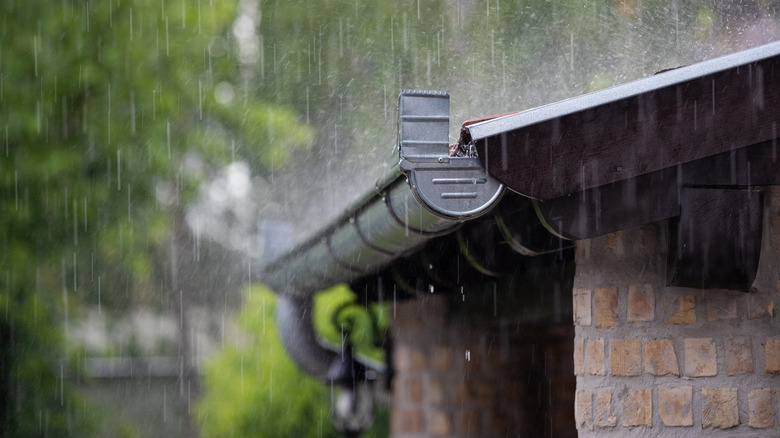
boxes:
[394,345,427,371]
[471,381,495,407]
[707,295,737,321]
[595,390,617,427]
[725,336,753,376]
[575,390,593,430]
[748,388,773,429]
[453,383,469,404]
[574,337,585,376]
[609,338,642,376]
[665,294,696,324]
[406,378,424,402]
[747,289,773,319]
[431,346,453,372]
[395,409,424,434]
[605,231,624,255]
[428,379,445,405]
[684,338,717,377]
[766,336,780,374]
[573,288,592,326]
[702,388,738,429]
[627,284,655,322]
[594,287,619,328]
[644,340,680,376]
[622,389,652,427]
[575,239,591,261]
[658,387,693,426]
[430,410,452,436]
[586,338,606,376]
[777,389,780,427]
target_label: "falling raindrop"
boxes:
[33,36,38,77]
[166,16,170,56]
[107,83,111,144]
[117,149,121,191]
[130,91,136,135]
[167,120,171,159]
[73,201,78,246]
[60,364,64,406]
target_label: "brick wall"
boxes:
[391,295,575,438]
[572,187,780,435]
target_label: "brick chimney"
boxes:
[572,188,780,434]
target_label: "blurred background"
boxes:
[1,0,778,436]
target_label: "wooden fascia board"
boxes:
[466,41,780,201]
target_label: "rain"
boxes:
[1,0,779,437]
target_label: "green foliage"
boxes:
[0,0,312,435]
[197,285,339,438]
[197,284,390,437]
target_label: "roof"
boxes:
[467,41,780,201]
[261,40,780,298]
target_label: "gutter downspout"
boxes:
[275,295,338,381]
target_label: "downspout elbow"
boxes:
[275,294,338,381]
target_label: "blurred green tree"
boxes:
[0,0,311,435]
[196,284,388,438]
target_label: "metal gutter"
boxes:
[262,90,505,299]
[261,91,507,391]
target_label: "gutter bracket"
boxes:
[397,90,504,220]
